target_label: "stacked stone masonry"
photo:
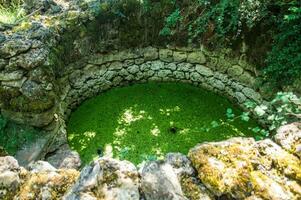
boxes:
[62,47,261,120]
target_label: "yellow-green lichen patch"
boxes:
[17,169,79,200]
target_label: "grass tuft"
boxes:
[0,0,24,24]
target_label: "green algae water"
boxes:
[67,82,259,165]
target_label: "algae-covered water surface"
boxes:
[67,82,259,165]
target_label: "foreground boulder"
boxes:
[188,137,301,199]
[1,123,301,199]
[274,122,301,158]
[0,157,79,199]
[63,158,140,200]
[0,156,21,199]
[140,153,213,200]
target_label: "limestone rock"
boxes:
[189,137,257,199]
[190,72,203,82]
[18,169,79,200]
[0,59,7,70]
[256,139,301,182]
[0,38,32,58]
[143,47,158,61]
[178,63,193,72]
[274,122,301,158]
[140,160,187,200]
[21,80,45,99]
[188,137,301,199]
[195,65,213,77]
[64,158,139,200]
[173,51,187,63]
[242,87,262,103]
[0,156,21,199]
[239,71,256,87]
[174,71,185,80]
[9,48,48,70]
[140,153,213,200]
[165,153,214,200]
[227,65,244,78]
[208,78,225,91]
[28,161,56,172]
[158,69,172,78]
[159,49,173,62]
[128,65,140,74]
[234,92,247,103]
[187,52,206,64]
[46,145,81,169]
[0,70,24,81]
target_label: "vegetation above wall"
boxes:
[158,0,301,88]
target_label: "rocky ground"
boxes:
[0,122,300,200]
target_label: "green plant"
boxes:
[160,8,182,36]
[0,0,24,24]
[201,108,269,140]
[265,5,301,86]
[247,92,301,131]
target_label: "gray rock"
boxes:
[128,65,140,74]
[140,161,187,200]
[144,47,158,61]
[46,145,81,169]
[158,69,172,78]
[173,51,187,63]
[0,33,5,44]
[234,92,247,103]
[104,70,116,81]
[214,72,229,83]
[227,65,244,78]
[119,68,130,77]
[274,123,301,158]
[195,65,213,77]
[159,49,173,62]
[110,61,123,70]
[63,158,139,200]
[21,80,44,99]
[135,58,145,65]
[239,71,256,86]
[165,63,177,71]
[9,48,48,70]
[242,87,262,103]
[0,38,32,58]
[231,81,244,91]
[190,72,203,82]
[209,78,225,91]
[0,156,20,199]
[165,153,214,200]
[187,51,206,64]
[29,161,56,172]
[2,77,27,88]
[151,60,164,71]
[0,59,7,70]
[145,70,155,77]
[177,63,193,72]
[174,71,185,80]
[0,70,24,81]
[140,63,151,72]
